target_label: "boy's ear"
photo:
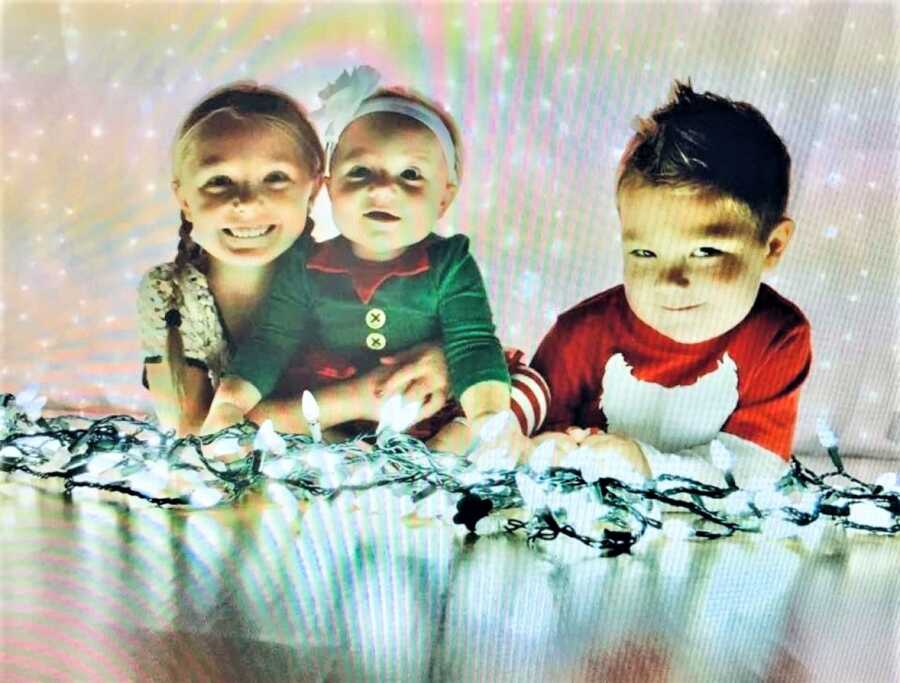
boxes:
[171,180,193,222]
[763,218,795,269]
[437,182,459,218]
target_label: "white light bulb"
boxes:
[261,457,297,479]
[515,471,548,511]
[33,447,72,473]
[375,394,422,435]
[754,488,790,510]
[477,410,513,443]
[723,490,752,516]
[710,440,734,472]
[87,451,123,475]
[761,515,796,540]
[662,518,692,541]
[815,417,838,449]
[253,420,286,456]
[211,438,241,457]
[265,481,297,509]
[528,439,556,474]
[474,516,505,536]
[875,472,900,492]
[848,502,893,528]
[189,487,224,508]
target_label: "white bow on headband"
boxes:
[311,65,459,184]
[311,65,382,171]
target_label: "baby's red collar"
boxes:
[307,235,434,304]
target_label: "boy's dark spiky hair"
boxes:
[619,80,791,240]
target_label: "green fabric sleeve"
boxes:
[226,238,314,398]
[431,234,510,399]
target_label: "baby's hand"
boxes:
[580,433,651,478]
[376,343,449,420]
[468,411,532,470]
[426,418,470,454]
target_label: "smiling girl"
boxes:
[138,83,454,437]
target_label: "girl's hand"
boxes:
[199,403,244,437]
[198,403,248,463]
[376,343,450,418]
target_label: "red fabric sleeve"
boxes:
[722,320,812,459]
[530,314,592,433]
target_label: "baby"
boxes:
[202,73,533,455]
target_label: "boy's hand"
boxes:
[581,433,651,478]
[528,427,606,466]
[529,431,579,465]
[565,426,605,444]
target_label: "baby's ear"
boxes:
[437,182,459,218]
[171,180,192,221]
[764,218,795,268]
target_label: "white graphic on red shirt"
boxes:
[601,352,739,452]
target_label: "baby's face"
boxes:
[327,116,456,262]
[619,184,789,344]
[175,117,318,267]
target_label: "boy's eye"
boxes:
[264,171,291,184]
[203,175,233,191]
[692,247,723,258]
[400,168,423,181]
[630,249,656,258]
[347,166,370,179]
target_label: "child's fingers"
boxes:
[417,391,448,421]
[377,363,423,397]
[552,436,579,466]
[513,431,534,464]
[402,378,445,404]
[565,426,605,444]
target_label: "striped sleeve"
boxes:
[509,363,550,436]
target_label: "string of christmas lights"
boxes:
[2,388,898,558]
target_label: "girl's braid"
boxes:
[164,212,209,406]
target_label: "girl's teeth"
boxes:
[226,225,274,238]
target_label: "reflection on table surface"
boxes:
[1,482,898,682]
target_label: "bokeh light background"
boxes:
[1,1,897,457]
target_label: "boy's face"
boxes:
[619,184,793,344]
[175,117,319,267]
[327,116,457,262]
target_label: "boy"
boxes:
[532,82,811,484]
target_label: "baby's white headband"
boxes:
[313,66,459,185]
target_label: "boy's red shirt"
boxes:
[531,284,811,459]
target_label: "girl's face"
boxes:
[174,116,320,267]
[327,116,457,262]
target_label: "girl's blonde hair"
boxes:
[165,83,324,404]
